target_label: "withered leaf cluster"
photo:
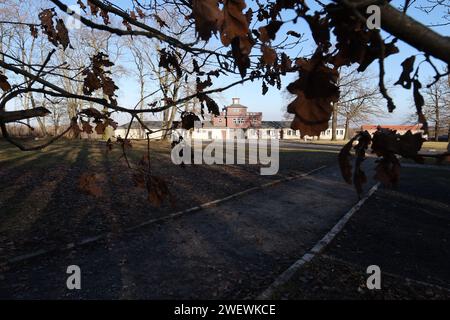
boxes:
[0,72,11,92]
[198,94,220,116]
[159,49,182,78]
[181,111,201,130]
[133,155,174,207]
[71,107,118,137]
[191,0,254,77]
[287,52,340,137]
[82,52,118,105]
[38,9,71,50]
[339,128,425,195]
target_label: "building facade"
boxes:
[212,98,262,129]
[115,98,347,141]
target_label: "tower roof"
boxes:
[227,97,247,108]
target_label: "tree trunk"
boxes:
[331,102,338,141]
[30,94,48,137]
[435,98,440,141]
[447,123,450,144]
[344,116,351,140]
[163,82,180,140]
[138,78,145,139]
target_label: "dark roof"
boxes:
[260,121,291,129]
[225,104,247,109]
[201,121,292,129]
[202,121,292,129]
[202,121,216,128]
[118,120,295,130]
[118,121,164,129]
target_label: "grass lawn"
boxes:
[294,139,449,151]
[422,141,449,150]
[303,139,350,146]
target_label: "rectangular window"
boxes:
[267,130,271,135]
[208,131,212,139]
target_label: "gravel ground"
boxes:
[0,139,338,263]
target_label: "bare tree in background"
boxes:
[331,68,383,140]
[417,76,450,141]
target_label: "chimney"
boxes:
[232,97,240,105]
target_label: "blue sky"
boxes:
[96,0,449,126]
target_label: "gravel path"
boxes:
[270,165,450,299]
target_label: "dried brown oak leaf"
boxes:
[55,19,70,50]
[258,20,283,42]
[87,0,99,16]
[106,118,118,130]
[95,122,107,134]
[221,0,253,77]
[39,9,58,47]
[147,175,172,207]
[231,36,253,78]
[192,0,223,41]
[221,0,248,45]
[371,128,424,188]
[39,9,71,50]
[198,94,220,116]
[261,45,277,66]
[395,56,415,89]
[0,72,11,91]
[70,118,82,137]
[153,14,167,28]
[280,53,292,74]
[82,53,117,100]
[413,79,428,134]
[304,13,330,48]
[375,156,401,188]
[159,49,182,79]
[77,0,87,11]
[326,4,398,71]
[353,132,372,195]
[136,8,145,19]
[29,25,39,38]
[371,128,424,161]
[181,111,201,130]
[339,137,357,185]
[80,107,103,119]
[79,173,104,197]
[81,120,93,134]
[287,54,339,137]
[338,131,371,195]
[100,8,110,25]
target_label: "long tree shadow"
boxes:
[0,142,92,260]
